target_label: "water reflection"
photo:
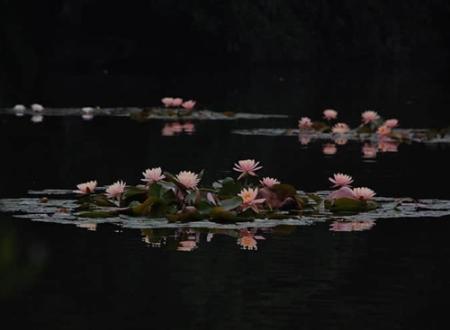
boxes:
[140,227,270,252]
[138,222,376,252]
[161,121,196,136]
[329,219,376,232]
[31,114,43,123]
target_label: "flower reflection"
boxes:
[31,114,44,123]
[140,228,267,252]
[237,230,265,251]
[362,143,378,159]
[322,143,337,155]
[298,133,312,145]
[82,113,94,121]
[333,136,348,145]
[161,122,196,136]
[378,139,399,153]
[76,223,97,231]
[330,220,376,232]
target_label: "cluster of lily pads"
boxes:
[73,160,378,222]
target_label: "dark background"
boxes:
[1,0,450,124]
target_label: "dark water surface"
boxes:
[1,70,450,329]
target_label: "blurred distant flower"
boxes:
[31,103,44,112]
[182,100,196,110]
[332,122,350,134]
[323,109,338,120]
[172,98,183,107]
[298,117,312,129]
[361,110,379,124]
[74,180,97,194]
[13,104,26,111]
[384,118,399,128]
[162,97,174,107]
[377,125,391,136]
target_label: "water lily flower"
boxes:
[172,98,183,107]
[142,167,166,184]
[332,122,350,134]
[322,143,337,155]
[329,173,353,188]
[327,186,356,200]
[260,177,280,188]
[238,187,265,213]
[106,180,126,200]
[13,104,26,111]
[162,97,174,107]
[31,103,44,112]
[362,143,378,158]
[176,171,200,190]
[361,110,379,124]
[377,125,392,136]
[352,187,376,201]
[182,100,196,110]
[81,107,94,114]
[298,117,313,129]
[384,118,399,128]
[323,109,338,120]
[74,180,97,194]
[233,159,262,180]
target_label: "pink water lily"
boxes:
[352,187,376,201]
[14,104,26,111]
[161,97,174,107]
[298,117,312,129]
[233,159,262,180]
[384,118,399,128]
[106,180,126,200]
[238,188,265,213]
[172,98,183,107]
[328,186,356,201]
[332,122,350,134]
[74,180,97,194]
[323,109,338,120]
[329,173,353,188]
[176,171,200,190]
[182,100,196,110]
[377,125,392,136]
[260,177,280,188]
[142,167,166,184]
[361,110,379,124]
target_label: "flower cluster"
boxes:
[73,160,378,221]
[297,109,399,136]
[161,97,196,110]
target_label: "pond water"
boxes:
[1,68,450,329]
